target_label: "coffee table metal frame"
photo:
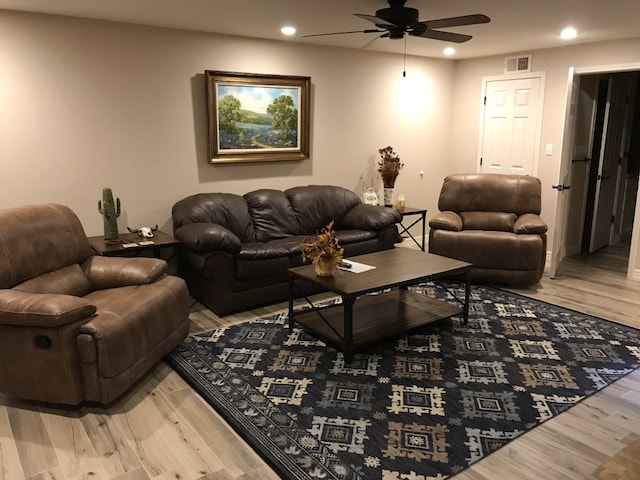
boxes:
[287,249,471,362]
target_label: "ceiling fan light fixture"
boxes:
[443,47,456,56]
[281,25,296,36]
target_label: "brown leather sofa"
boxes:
[0,204,191,405]
[172,185,401,316]
[428,173,547,286]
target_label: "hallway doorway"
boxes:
[561,69,640,274]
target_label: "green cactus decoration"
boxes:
[97,187,121,241]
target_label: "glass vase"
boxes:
[363,188,379,205]
[383,187,394,207]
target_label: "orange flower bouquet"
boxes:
[301,221,344,276]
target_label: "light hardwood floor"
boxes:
[1,244,639,480]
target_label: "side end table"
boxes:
[88,230,181,258]
[395,207,427,251]
[88,230,182,275]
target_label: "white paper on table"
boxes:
[337,260,376,273]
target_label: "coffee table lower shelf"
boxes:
[291,289,462,356]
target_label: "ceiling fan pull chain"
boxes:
[403,36,407,77]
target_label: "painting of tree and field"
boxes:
[216,84,300,151]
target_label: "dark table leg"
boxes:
[420,211,426,251]
[343,295,355,363]
[463,267,471,324]
[288,276,295,332]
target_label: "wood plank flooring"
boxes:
[1,243,639,479]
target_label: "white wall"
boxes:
[0,10,455,236]
[452,39,640,275]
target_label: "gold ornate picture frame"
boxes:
[205,70,311,164]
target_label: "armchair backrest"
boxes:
[438,173,542,215]
[0,204,93,288]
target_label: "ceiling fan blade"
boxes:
[361,34,387,50]
[422,14,490,30]
[302,29,384,38]
[354,13,400,28]
[411,29,472,43]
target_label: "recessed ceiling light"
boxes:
[281,26,296,36]
[443,47,456,56]
[560,27,577,40]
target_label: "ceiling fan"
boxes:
[303,0,490,44]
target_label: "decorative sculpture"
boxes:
[127,225,159,238]
[98,187,121,241]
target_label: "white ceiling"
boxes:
[1,0,639,59]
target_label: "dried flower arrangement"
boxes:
[378,146,404,188]
[301,221,344,266]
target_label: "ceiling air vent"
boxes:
[504,54,532,74]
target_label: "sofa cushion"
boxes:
[81,276,189,379]
[429,230,544,270]
[244,189,300,241]
[239,237,307,259]
[12,264,92,297]
[334,229,378,245]
[460,212,517,232]
[172,193,256,242]
[286,185,361,232]
[235,255,294,281]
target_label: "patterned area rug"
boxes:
[166,282,640,480]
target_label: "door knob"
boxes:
[552,184,571,191]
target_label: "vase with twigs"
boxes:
[378,146,404,207]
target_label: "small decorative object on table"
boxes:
[363,187,379,205]
[97,187,121,243]
[301,221,344,277]
[127,225,159,238]
[378,145,404,207]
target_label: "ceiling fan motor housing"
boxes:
[375,5,419,29]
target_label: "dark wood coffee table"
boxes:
[287,248,471,362]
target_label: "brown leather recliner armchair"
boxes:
[0,204,191,405]
[429,173,548,286]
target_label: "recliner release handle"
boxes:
[34,335,52,349]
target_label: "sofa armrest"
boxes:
[0,289,96,328]
[429,211,463,231]
[514,213,548,234]
[81,256,167,290]
[174,223,242,254]
[343,204,401,230]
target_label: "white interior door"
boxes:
[549,69,579,278]
[590,76,628,252]
[479,75,543,175]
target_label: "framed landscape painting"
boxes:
[205,71,311,164]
